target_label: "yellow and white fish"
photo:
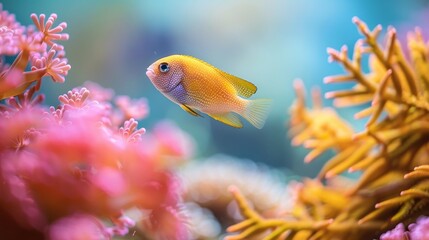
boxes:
[146,55,271,129]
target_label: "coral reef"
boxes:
[180,155,293,239]
[226,17,429,240]
[0,6,193,240]
[5,3,429,239]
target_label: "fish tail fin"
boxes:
[242,98,272,129]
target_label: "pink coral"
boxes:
[142,121,195,167]
[0,4,24,55]
[30,13,69,46]
[380,216,429,240]
[114,95,149,124]
[0,4,70,99]
[380,223,408,240]
[0,6,193,240]
[0,84,191,239]
[31,44,71,83]
[409,217,429,240]
[48,214,110,240]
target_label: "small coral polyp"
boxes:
[0,6,70,99]
[226,17,429,240]
[0,5,191,240]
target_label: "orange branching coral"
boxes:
[226,17,429,240]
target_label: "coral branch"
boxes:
[229,17,429,240]
[226,186,332,240]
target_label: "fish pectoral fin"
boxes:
[180,104,203,117]
[218,71,257,98]
[208,112,243,128]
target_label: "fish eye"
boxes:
[159,62,170,73]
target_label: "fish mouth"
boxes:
[146,67,155,78]
[146,66,182,93]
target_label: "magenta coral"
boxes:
[409,216,429,240]
[0,6,192,240]
[381,216,429,240]
[0,86,191,239]
[0,4,70,99]
[380,223,408,240]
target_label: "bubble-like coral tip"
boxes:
[325,171,335,179]
[353,113,361,119]
[228,185,239,194]
[351,16,360,24]
[303,141,315,149]
[323,76,332,84]
[385,68,393,75]
[30,13,39,26]
[355,38,364,46]
[324,92,334,99]
[375,24,382,31]
[304,155,314,163]
[293,78,304,89]
[388,27,397,36]
[371,98,379,107]
[326,47,340,63]
[326,47,336,55]
[290,138,300,146]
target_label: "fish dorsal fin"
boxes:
[180,104,203,117]
[183,55,257,98]
[217,71,257,98]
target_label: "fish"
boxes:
[146,55,271,129]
